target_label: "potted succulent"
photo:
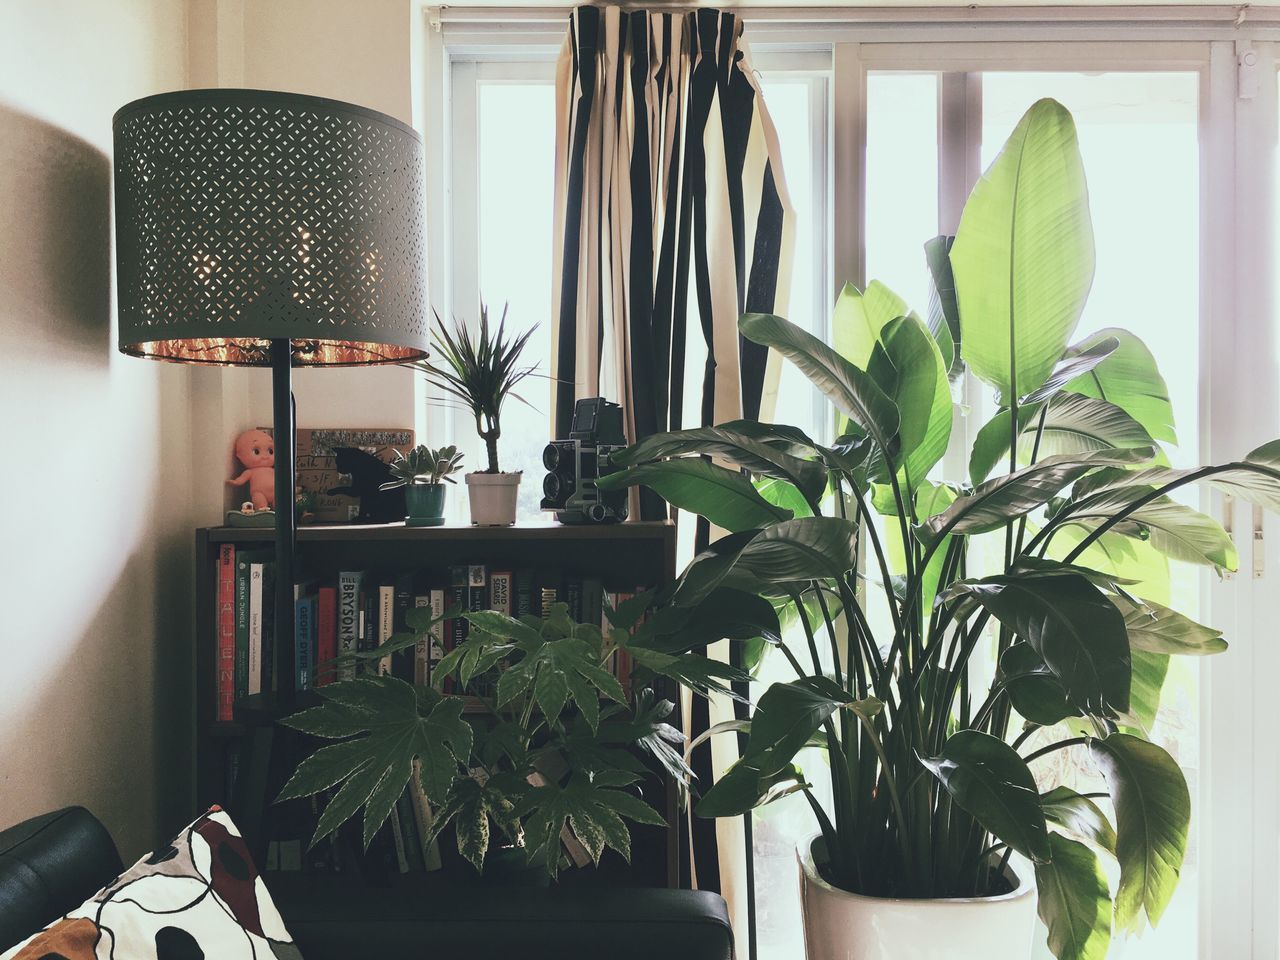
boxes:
[379,444,464,527]
[416,304,538,526]
[276,601,732,879]
[599,99,1280,960]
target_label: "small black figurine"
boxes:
[328,447,406,523]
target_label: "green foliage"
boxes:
[380,444,465,489]
[412,303,538,473]
[597,97,1280,958]
[278,602,724,879]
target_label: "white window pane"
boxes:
[866,72,940,316]
[474,82,557,522]
[984,72,1201,960]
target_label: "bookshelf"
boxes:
[193,520,679,886]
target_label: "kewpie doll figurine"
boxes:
[229,429,276,510]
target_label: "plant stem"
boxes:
[1022,736,1089,765]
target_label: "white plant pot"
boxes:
[465,471,522,526]
[798,835,1037,960]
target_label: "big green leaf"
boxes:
[951,573,1130,717]
[514,773,665,878]
[1021,336,1119,405]
[607,424,827,503]
[918,730,1051,863]
[278,676,473,848]
[1090,733,1190,931]
[732,517,861,583]
[740,312,900,457]
[599,457,791,533]
[832,279,910,371]
[969,394,1154,486]
[918,447,1155,543]
[1064,493,1237,571]
[999,642,1075,725]
[924,234,962,378]
[1064,328,1176,444]
[1126,649,1168,733]
[742,677,858,777]
[1041,785,1117,855]
[1035,833,1113,960]
[953,98,1095,400]
[866,314,953,489]
[1112,596,1226,656]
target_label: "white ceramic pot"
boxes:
[798,835,1037,960]
[465,471,522,526]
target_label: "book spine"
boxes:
[316,586,337,687]
[261,562,276,694]
[378,584,395,676]
[387,797,409,873]
[490,570,513,616]
[216,545,236,721]
[448,565,468,644]
[295,594,314,692]
[392,574,414,681]
[336,571,364,681]
[248,563,265,696]
[566,576,583,621]
[409,758,442,871]
[515,568,535,618]
[428,589,445,689]
[413,595,431,686]
[396,792,425,872]
[466,565,487,695]
[235,556,252,701]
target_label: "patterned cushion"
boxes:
[0,806,302,960]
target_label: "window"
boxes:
[426,18,1280,959]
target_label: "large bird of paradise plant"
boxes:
[598,98,1280,959]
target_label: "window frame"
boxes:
[420,10,1280,955]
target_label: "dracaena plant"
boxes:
[276,601,735,878]
[597,98,1280,960]
[412,303,538,475]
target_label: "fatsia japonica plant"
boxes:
[597,98,1280,959]
[275,600,736,878]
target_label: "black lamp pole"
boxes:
[271,340,297,707]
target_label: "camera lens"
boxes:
[543,473,561,500]
[542,443,560,470]
[588,503,607,522]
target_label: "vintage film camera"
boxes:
[541,398,629,524]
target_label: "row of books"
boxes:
[214,544,643,721]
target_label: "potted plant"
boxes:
[416,304,538,526]
[379,444,464,527]
[598,98,1280,960]
[276,601,731,879]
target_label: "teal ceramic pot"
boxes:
[405,484,447,526]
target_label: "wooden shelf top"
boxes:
[203,519,674,544]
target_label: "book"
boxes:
[316,586,337,687]
[392,573,415,682]
[566,576,583,620]
[387,796,409,873]
[490,570,514,616]
[216,544,236,721]
[467,566,488,695]
[428,589,446,689]
[448,565,469,644]
[295,593,317,692]
[234,550,261,701]
[248,561,266,696]
[538,568,562,618]
[515,568,535,617]
[261,562,276,693]
[377,582,395,676]
[336,571,365,680]
[413,594,431,686]
[582,578,604,632]
[396,791,425,872]
[409,758,442,871]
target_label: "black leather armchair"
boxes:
[0,808,734,959]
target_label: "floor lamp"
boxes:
[113,88,430,841]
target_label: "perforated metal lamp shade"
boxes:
[112,88,429,365]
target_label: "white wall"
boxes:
[0,0,197,858]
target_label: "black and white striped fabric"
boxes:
[551,6,794,943]
[552,5,795,516]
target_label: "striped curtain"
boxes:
[551,5,794,945]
